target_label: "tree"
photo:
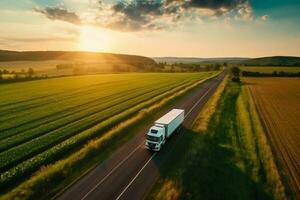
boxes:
[231,67,240,77]
[213,63,221,71]
[28,68,35,78]
[231,66,240,82]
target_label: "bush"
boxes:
[232,77,240,82]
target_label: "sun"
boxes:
[79,26,110,52]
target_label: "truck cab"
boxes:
[145,109,184,151]
[145,125,166,151]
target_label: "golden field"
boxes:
[244,78,300,198]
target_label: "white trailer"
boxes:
[145,109,184,151]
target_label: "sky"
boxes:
[0,0,299,58]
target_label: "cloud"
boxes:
[101,1,170,31]
[34,6,81,25]
[182,0,247,10]
[236,3,253,21]
[102,0,251,31]
[261,14,269,21]
[33,0,259,32]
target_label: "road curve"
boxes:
[57,71,226,200]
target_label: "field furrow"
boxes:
[0,80,171,140]
[245,78,300,198]
[0,76,162,126]
[0,79,188,152]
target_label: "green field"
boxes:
[241,66,300,73]
[0,60,114,76]
[0,72,215,193]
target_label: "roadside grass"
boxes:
[193,76,228,132]
[0,73,219,200]
[147,80,286,200]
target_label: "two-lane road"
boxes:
[58,72,226,200]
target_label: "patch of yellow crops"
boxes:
[156,180,182,200]
[194,76,228,132]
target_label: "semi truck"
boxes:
[145,109,184,151]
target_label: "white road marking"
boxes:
[80,143,144,200]
[115,153,157,200]
[185,82,217,118]
[80,75,222,200]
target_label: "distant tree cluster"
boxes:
[55,61,224,73]
[230,66,241,82]
[156,62,223,72]
[242,71,300,77]
[243,63,300,67]
[56,64,74,70]
[0,68,39,83]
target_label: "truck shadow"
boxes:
[152,126,272,200]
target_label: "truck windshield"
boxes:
[150,129,158,134]
[147,135,160,142]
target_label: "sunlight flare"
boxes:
[79,26,110,52]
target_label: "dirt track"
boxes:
[245,78,300,199]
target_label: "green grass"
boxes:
[147,81,286,200]
[0,72,217,195]
[240,66,300,73]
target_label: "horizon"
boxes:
[0,0,300,57]
[1,49,299,59]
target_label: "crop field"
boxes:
[245,78,300,198]
[0,72,215,190]
[241,66,300,73]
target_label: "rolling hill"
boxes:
[0,50,156,67]
[153,57,248,64]
[242,56,300,66]
[153,56,300,66]
[0,50,159,75]
[0,50,155,64]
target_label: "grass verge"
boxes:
[0,73,219,200]
[146,79,286,200]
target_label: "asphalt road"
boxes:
[57,71,226,200]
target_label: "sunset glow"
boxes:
[79,26,110,52]
[0,0,299,57]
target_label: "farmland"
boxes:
[0,72,216,193]
[245,78,300,198]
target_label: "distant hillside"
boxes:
[153,56,300,66]
[0,50,156,67]
[242,56,300,66]
[153,57,248,64]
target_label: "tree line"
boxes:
[242,70,300,77]
[0,68,39,83]
[230,67,300,82]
